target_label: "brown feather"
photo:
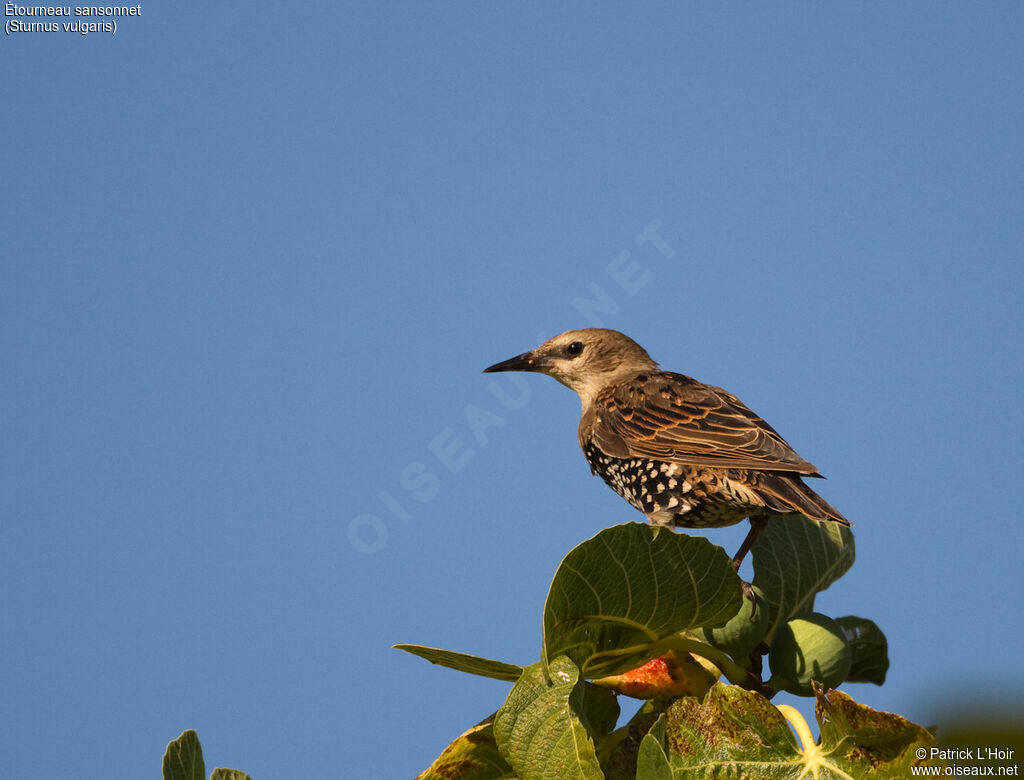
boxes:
[581,371,820,474]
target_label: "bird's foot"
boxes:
[740,579,758,609]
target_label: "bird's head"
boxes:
[483,328,659,403]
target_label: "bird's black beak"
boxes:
[483,350,548,374]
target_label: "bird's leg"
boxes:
[733,514,769,609]
[732,514,768,570]
[746,642,767,677]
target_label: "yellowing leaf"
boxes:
[416,716,515,780]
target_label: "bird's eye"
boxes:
[566,341,584,357]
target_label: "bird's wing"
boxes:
[585,372,820,474]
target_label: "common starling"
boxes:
[484,328,849,567]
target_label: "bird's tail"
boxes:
[761,475,850,526]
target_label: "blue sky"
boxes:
[3,3,1022,777]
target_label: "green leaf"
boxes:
[543,523,742,678]
[210,771,252,780]
[394,644,523,681]
[768,613,852,697]
[162,730,205,780]
[635,715,672,780]
[416,715,515,780]
[700,584,770,663]
[493,656,604,780]
[597,699,672,780]
[577,678,620,738]
[835,616,889,685]
[815,683,940,775]
[752,514,855,641]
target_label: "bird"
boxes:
[483,328,848,568]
